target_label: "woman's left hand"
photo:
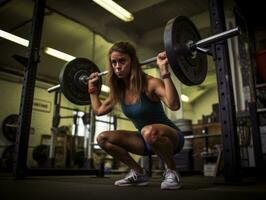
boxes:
[157,51,169,74]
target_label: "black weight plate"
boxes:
[164,16,207,85]
[32,144,49,163]
[1,145,15,172]
[59,58,102,105]
[2,114,18,142]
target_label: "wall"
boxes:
[0,78,22,151]
[0,73,89,167]
[183,87,219,124]
[192,87,218,123]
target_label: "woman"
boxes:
[88,41,184,190]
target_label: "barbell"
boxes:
[48,16,240,105]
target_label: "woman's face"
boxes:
[110,51,131,79]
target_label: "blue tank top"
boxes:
[120,92,178,131]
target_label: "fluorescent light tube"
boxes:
[0,30,29,47]
[93,0,134,22]
[0,29,111,94]
[44,47,76,62]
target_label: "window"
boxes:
[94,115,115,149]
[72,111,115,149]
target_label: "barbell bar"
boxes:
[132,27,240,65]
[48,27,239,88]
[47,55,170,93]
[47,16,240,105]
[48,70,108,93]
[184,133,221,140]
[189,27,240,51]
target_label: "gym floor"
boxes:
[0,173,265,200]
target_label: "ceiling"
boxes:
[0,0,222,104]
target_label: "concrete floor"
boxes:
[0,172,265,200]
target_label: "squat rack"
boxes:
[13,0,103,178]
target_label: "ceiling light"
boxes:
[0,30,29,47]
[92,0,134,22]
[181,94,189,102]
[0,29,112,93]
[44,47,76,62]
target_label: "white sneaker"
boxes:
[161,169,182,190]
[114,169,149,186]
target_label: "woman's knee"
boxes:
[141,125,160,144]
[96,131,111,147]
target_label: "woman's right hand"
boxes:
[88,72,99,89]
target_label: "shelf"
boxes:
[256,83,266,89]
[257,108,266,113]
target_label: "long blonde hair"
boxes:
[107,42,146,104]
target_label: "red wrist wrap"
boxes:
[88,86,97,94]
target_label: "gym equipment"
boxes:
[184,132,221,139]
[2,114,19,142]
[175,119,193,134]
[59,58,104,105]
[48,16,240,105]
[32,144,49,166]
[164,16,207,85]
[74,150,85,168]
[1,145,15,172]
[14,0,104,178]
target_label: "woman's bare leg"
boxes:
[141,124,181,170]
[97,130,145,173]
